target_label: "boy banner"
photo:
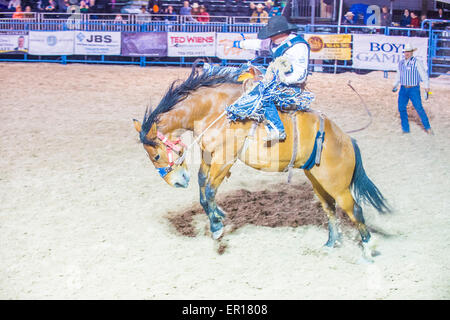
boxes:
[352,34,428,70]
[167,32,216,57]
[304,34,352,60]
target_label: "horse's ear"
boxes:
[147,122,157,139]
[133,119,142,133]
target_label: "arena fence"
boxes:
[0,12,448,77]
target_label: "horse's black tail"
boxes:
[351,139,391,214]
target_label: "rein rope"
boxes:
[174,111,227,166]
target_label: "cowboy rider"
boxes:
[224,15,311,142]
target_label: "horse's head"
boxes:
[133,119,190,188]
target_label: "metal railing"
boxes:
[0,12,448,76]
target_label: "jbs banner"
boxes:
[121,32,167,57]
[28,31,74,55]
[0,31,28,54]
[304,34,352,60]
[352,35,428,70]
[74,31,121,55]
[216,33,258,60]
[167,32,216,57]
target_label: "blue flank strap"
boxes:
[300,130,325,170]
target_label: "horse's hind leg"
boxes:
[335,189,376,261]
[305,171,341,248]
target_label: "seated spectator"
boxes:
[137,5,151,22]
[197,5,209,23]
[380,6,391,27]
[58,0,70,12]
[342,11,356,25]
[8,0,21,12]
[409,11,420,28]
[250,3,268,24]
[12,4,24,18]
[147,0,161,14]
[417,14,429,36]
[45,0,57,12]
[24,4,33,18]
[436,8,447,20]
[247,2,256,17]
[191,2,200,20]
[179,0,195,22]
[265,0,280,17]
[179,0,191,16]
[433,8,448,30]
[399,9,411,27]
[79,0,89,13]
[164,5,177,21]
[114,13,126,23]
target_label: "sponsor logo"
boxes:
[76,32,85,42]
[169,36,214,45]
[46,36,57,46]
[307,36,324,52]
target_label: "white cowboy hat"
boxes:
[256,3,265,9]
[403,43,417,52]
[344,11,354,17]
[192,2,199,8]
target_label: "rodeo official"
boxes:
[392,43,433,134]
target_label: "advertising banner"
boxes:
[352,34,428,70]
[304,34,352,60]
[121,32,167,57]
[167,32,216,57]
[28,31,74,55]
[74,31,121,55]
[216,33,258,60]
[0,31,29,54]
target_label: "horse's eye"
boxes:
[154,154,160,161]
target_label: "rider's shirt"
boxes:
[235,34,309,85]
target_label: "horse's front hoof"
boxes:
[324,238,342,248]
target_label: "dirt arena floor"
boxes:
[1,63,449,299]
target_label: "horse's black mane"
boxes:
[139,62,242,146]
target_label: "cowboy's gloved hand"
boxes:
[274,56,293,74]
[392,86,398,93]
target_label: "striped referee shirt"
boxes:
[393,56,429,88]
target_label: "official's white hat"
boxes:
[403,43,417,52]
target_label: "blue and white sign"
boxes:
[74,31,121,55]
[352,34,428,71]
[28,31,74,55]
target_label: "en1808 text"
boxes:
[226,304,268,315]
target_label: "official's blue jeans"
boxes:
[263,101,285,135]
[398,85,431,132]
